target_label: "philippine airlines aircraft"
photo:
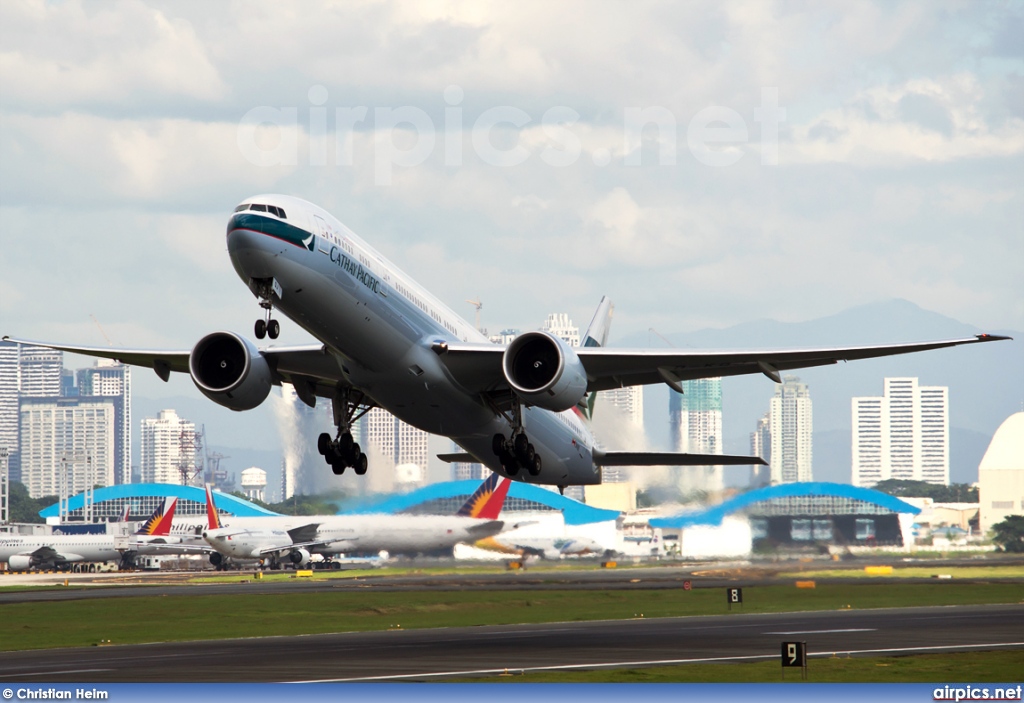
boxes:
[0,498,178,570]
[5,195,1010,490]
[201,476,511,568]
[475,533,611,561]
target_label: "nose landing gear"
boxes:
[252,279,281,340]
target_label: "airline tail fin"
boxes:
[456,473,512,520]
[577,296,614,421]
[119,504,131,522]
[134,497,178,536]
[205,484,222,530]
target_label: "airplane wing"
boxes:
[434,334,1011,394]
[1,336,348,395]
[594,452,765,467]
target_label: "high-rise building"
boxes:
[598,386,644,484]
[669,378,724,493]
[140,409,196,484]
[0,341,65,485]
[541,313,579,347]
[488,329,520,345]
[769,377,813,484]
[749,411,771,486]
[77,361,131,485]
[19,397,115,499]
[359,407,429,485]
[852,377,949,487]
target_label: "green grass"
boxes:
[443,650,1024,683]
[779,565,1024,579]
[2,582,1022,652]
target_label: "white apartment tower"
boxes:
[769,377,813,484]
[749,411,772,486]
[541,313,580,347]
[140,409,196,484]
[18,397,115,499]
[77,361,131,485]
[852,377,949,487]
[669,378,724,493]
[598,386,644,484]
[359,407,430,484]
[0,342,64,479]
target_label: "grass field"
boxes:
[444,650,1024,683]
[2,581,1022,652]
[779,566,1024,579]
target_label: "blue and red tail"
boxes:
[205,484,222,530]
[134,497,178,536]
[456,473,511,520]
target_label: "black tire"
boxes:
[339,432,354,454]
[331,461,346,475]
[254,319,267,339]
[526,443,536,463]
[504,457,519,476]
[317,433,332,455]
[492,433,506,456]
[514,433,529,459]
[530,455,542,476]
[355,452,368,475]
[347,442,361,466]
[268,319,280,339]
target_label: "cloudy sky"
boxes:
[2,0,1022,408]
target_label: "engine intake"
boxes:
[502,331,588,412]
[189,332,273,411]
[289,548,312,566]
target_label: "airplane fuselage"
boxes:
[226,195,600,486]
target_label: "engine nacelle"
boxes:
[289,548,311,566]
[502,331,588,412]
[208,552,223,567]
[7,555,34,570]
[189,332,273,411]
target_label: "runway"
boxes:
[1,604,1021,682]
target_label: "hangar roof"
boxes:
[345,480,621,525]
[650,482,921,529]
[38,483,279,518]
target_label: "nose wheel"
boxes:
[253,279,280,340]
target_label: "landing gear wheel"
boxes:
[331,460,346,475]
[526,443,536,464]
[529,455,542,476]
[254,319,267,339]
[267,319,280,339]
[339,433,354,454]
[346,442,361,466]
[492,433,506,456]
[514,433,529,459]
[354,453,368,475]
[317,433,332,456]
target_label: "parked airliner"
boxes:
[4,195,1009,490]
[0,498,177,570]
[201,476,511,568]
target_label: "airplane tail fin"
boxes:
[135,497,178,536]
[456,473,512,519]
[576,296,614,421]
[119,504,131,522]
[205,484,222,530]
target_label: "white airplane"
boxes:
[201,475,512,568]
[0,498,178,570]
[475,533,611,561]
[4,195,1010,490]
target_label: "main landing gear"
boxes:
[491,399,542,477]
[318,389,372,476]
[253,279,280,340]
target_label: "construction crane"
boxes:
[466,297,483,332]
[89,314,113,345]
[648,327,675,348]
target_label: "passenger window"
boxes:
[251,204,267,212]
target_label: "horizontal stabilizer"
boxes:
[595,452,766,467]
[437,453,475,463]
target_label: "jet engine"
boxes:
[208,552,224,567]
[189,332,273,411]
[502,331,588,412]
[7,555,35,570]
[289,548,311,567]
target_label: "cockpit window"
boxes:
[250,204,268,212]
[234,204,249,212]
